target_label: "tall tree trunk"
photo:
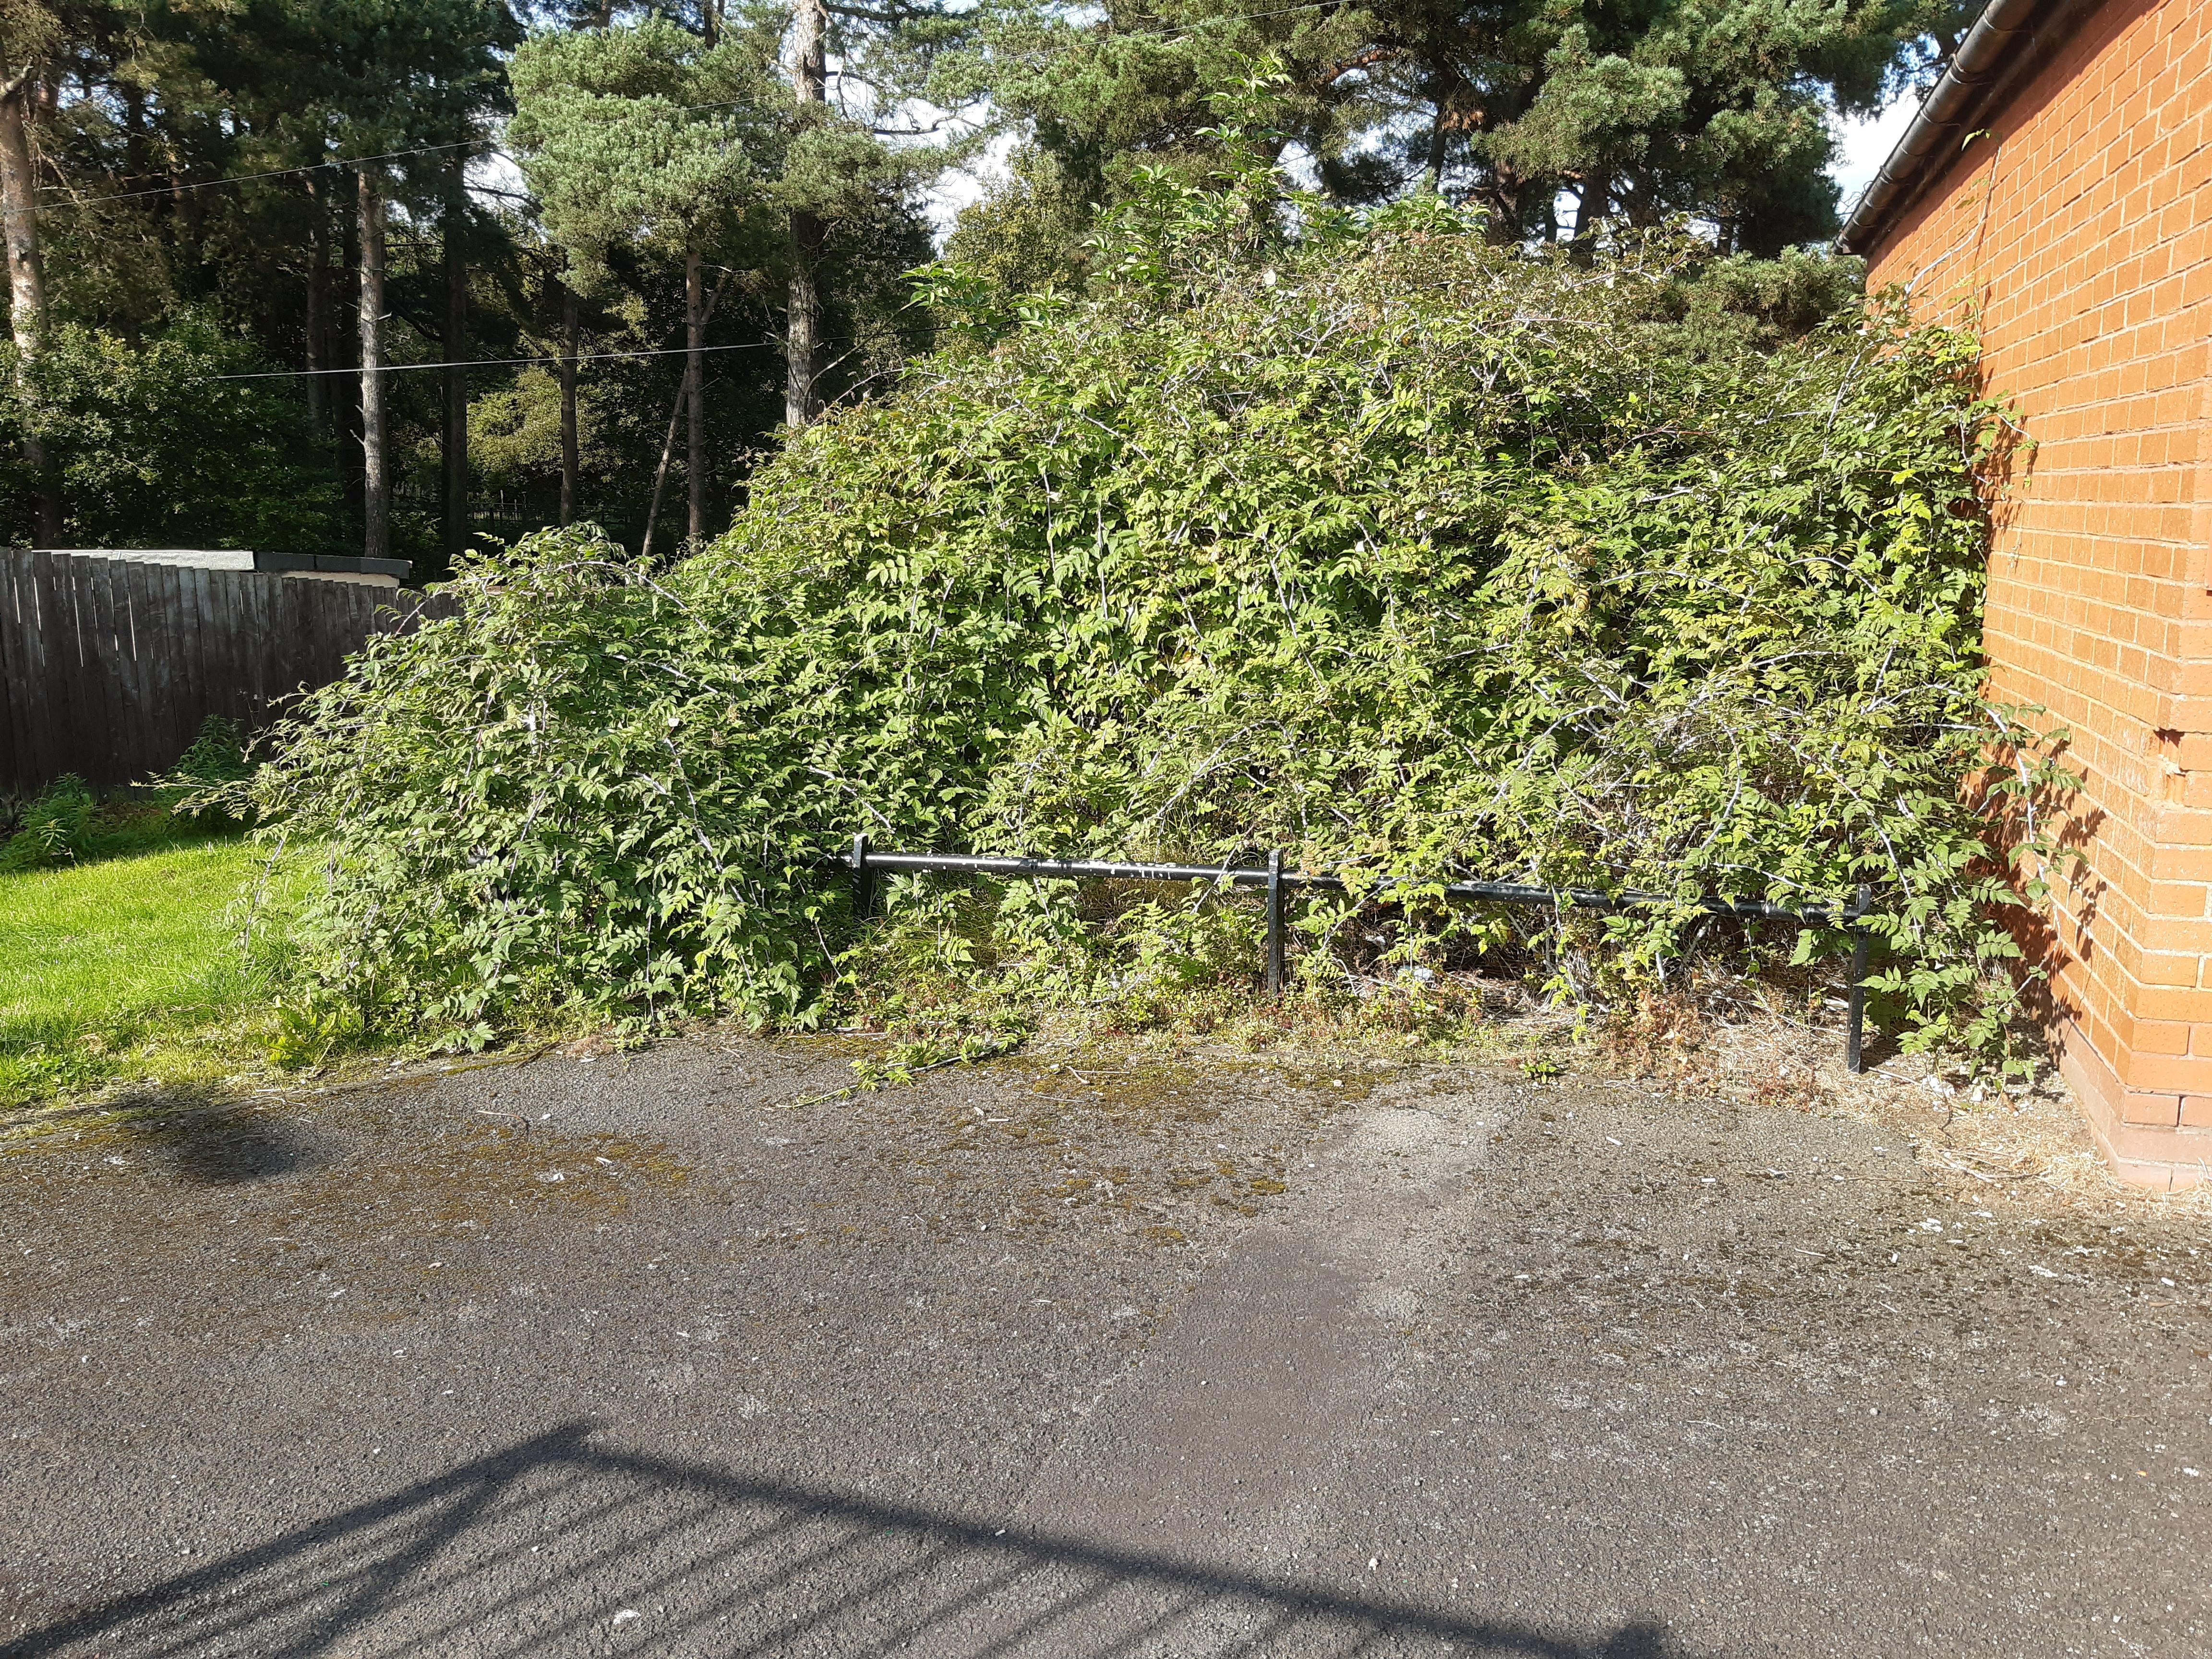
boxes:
[122,84,148,184]
[685,245,705,545]
[642,267,728,559]
[639,384,683,562]
[304,172,330,432]
[358,165,388,562]
[785,222,820,426]
[559,284,578,527]
[1421,101,1448,194]
[338,170,362,507]
[0,61,59,545]
[1568,172,1608,268]
[1481,161,1524,248]
[441,173,469,576]
[786,0,826,428]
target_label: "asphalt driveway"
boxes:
[3,1037,2208,1657]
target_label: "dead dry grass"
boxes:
[1606,995,2212,1222]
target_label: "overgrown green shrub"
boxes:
[0,731,255,873]
[0,776,96,870]
[163,716,252,822]
[0,314,343,552]
[245,149,2067,1070]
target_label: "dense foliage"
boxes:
[0,1,937,564]
[981,0,1980,256]
[0,775,95,870]
[247,157,2060,1069]
[0,320,342,550]
[0,3,1976,564]
[0,0,514,558]
[0,716,244,870]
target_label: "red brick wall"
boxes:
[1860,0,2212,1187]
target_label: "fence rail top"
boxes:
[17,547,412,580]
[834,847,1858,928]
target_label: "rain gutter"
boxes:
[1835,0,2097,255]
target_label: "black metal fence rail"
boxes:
[836,838,1875,1073]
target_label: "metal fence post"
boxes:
[1845,883,1871,1074]
[826,842,1873,1032]
[1265,850,1286,994]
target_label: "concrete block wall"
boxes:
[1861,0,2212,1188]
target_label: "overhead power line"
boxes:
[38,96,770,205]
[198,339,780,382]
[37,10,1353,207]
[38,135,493,203]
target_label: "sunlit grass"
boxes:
[0,835,282,1110]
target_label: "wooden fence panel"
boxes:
[0,556,26,789]
[34,554,74,792]
[97,560,136,768]
[169,562,202,765]
[153,562,190,773]
[22,555,58,788]
[239,563,274,722]
[20,554,50,787]
[5,556,43,788]
[76,560,119,781]
[119,564,150,758]
[276,571,313,715]
[0,552,462,796]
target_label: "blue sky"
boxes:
[1831,96,1922,213]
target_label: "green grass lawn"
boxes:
[0,834,278,1109]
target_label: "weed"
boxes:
[0,776,95,870]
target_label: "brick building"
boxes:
[1838,0,2212,1187]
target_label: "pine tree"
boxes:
[510,14,783,548]
[987,0,1982,255]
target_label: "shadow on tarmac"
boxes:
[15,1088,328,1185]
[141,1105,324,1184]
[8,1423,1685,1658]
